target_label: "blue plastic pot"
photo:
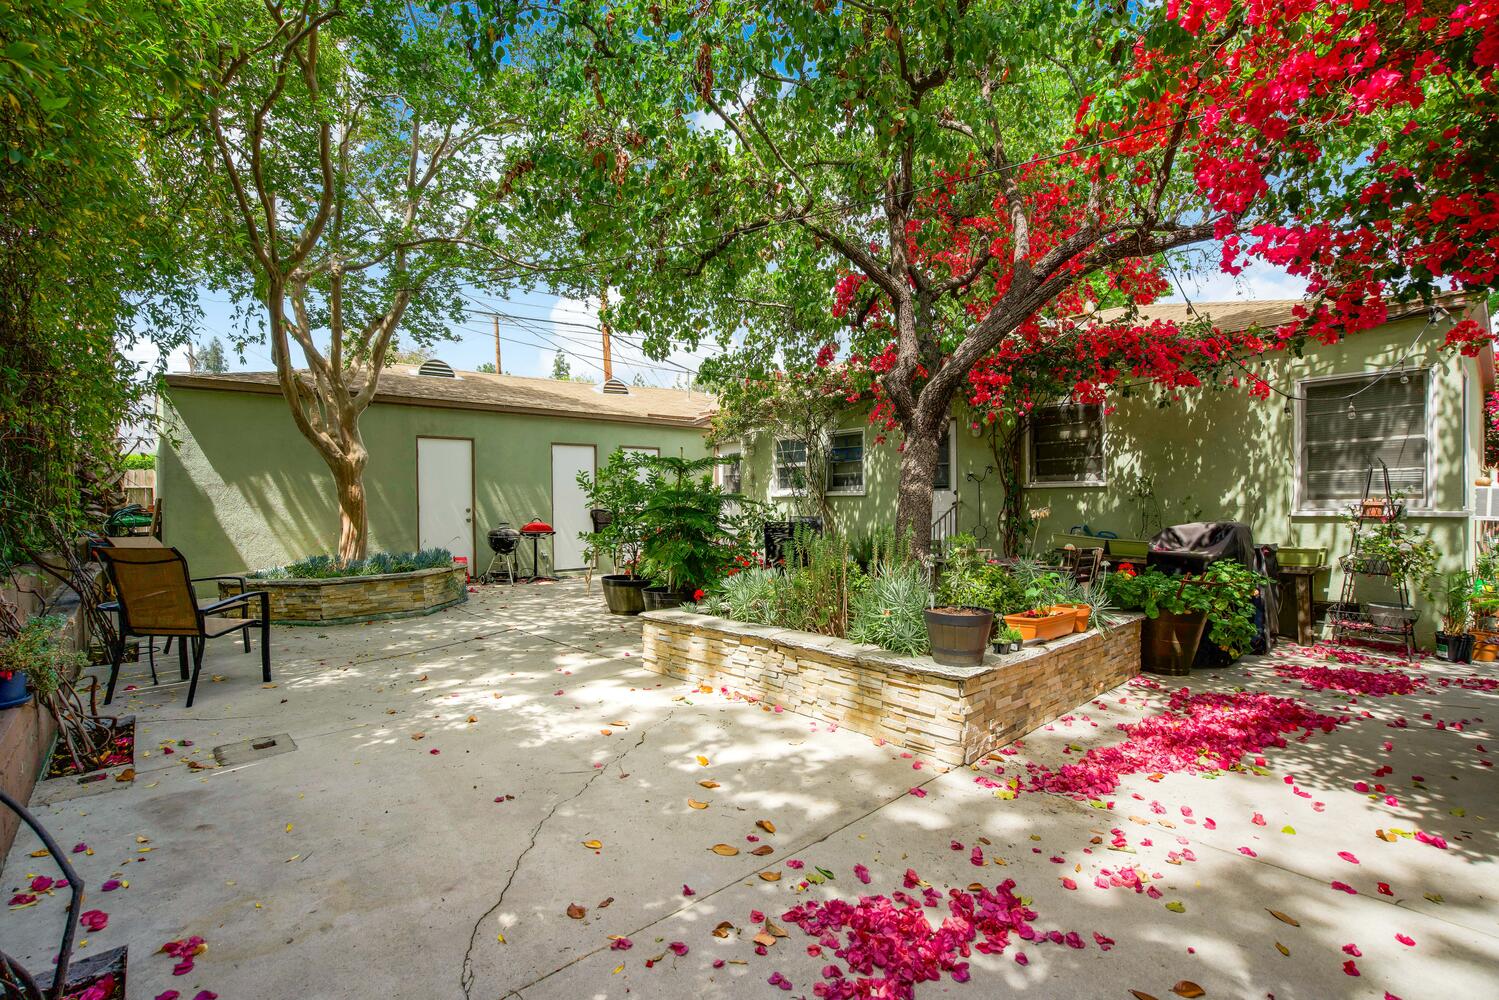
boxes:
[0,670,31,710]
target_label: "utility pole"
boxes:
[492,314,502,374]
[600,286,613,383]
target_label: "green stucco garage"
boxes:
[158,368,713,578]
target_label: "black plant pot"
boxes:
[1442,632,1475,663]
[1435,631,1452,659]
[601,574,650,616]
[643,586,686,611]
[1142,610,1208,676]
[925,606,994,667]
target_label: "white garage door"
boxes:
[551,444,595,571]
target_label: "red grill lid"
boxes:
[521,520,553,533]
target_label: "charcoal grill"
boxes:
[482,524,521,584]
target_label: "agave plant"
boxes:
[849,562,932,656]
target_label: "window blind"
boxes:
[1301,371,1427,506]
[826,430,864,492]
[1029,404,1105,484]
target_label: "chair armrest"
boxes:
[201,590,268,617]
[192,575,247,588]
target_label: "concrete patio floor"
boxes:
[2,579,1495,999]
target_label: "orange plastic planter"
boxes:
[1003,610,1075,642]
[1048,603,1092,633]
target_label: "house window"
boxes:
[1300,370,1428,508]
[933,426,952,491]
[717,447,742,494]
[774,439,808,493]
[1028,404,1106,485]
[826,429,865,494]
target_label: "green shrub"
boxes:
[251,549,453,580]
[122,453,155,470]
[848,561,932,656]
[0,615,85,700]
[1106,562,1263,659]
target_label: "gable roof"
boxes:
[164,366,716,428]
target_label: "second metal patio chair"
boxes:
[97,546,271,708]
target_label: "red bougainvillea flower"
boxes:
[161,936,207,976]
[79,909,109,932]
[667,941,689,956]
[1331,881,1358,895]
[610,937,632,951]
[1396,933,1416,946]
[1344,959,1361,977]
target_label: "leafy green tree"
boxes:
[1,1,206,559]
[475,361,497,373]
[551,352,572,380]
[193,337,229,374]
[198,0,535,562]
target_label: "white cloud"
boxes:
[1162,255,1308,304]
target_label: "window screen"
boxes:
[1301,371,1427,507]
[719,452,742,494]
[933,427,952,491]
[826,430,864,493]
[774,439,808,492]
[1029,404,1105,484]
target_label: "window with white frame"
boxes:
[1028,403,1106,485]
[716,446,742,494]
[773,439,808,493]
[826,429,865,493]
[1299,370,1428,509]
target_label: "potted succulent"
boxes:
[991,625,1024,655]
[1436,570,1474,663]
[578,449,652,615]
[924,604,994,666]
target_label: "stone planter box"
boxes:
[219,566,467,625]
[642,610,1143,766]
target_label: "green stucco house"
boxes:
[158,364,714,577]
[720,294,1493,637]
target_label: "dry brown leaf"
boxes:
[766,921,788,938]
[695,755,710,766]
[1376,828,1398,843]
[1130,992,1161,1000]
[750,845,774,856]
[698,780,720,789]
[1171,982,1205,998]
[712,921,735,939]
[710,843,739,856]
[115,768,136,783]
[598,897,614,908]
[467,715,478,724]
[758,871,781,882]
[411,733,425,741]
[688,798,709,809]
[582,840,603,850]
[756,819,777,835]
[566,903,586,919]
[1274,942,1289,957]
[610,720,629,727]
[385,708,397,715]
[600,729,612,736]
[1266,909,1300,927]
[752,931,776,947]
[966,882,985,892]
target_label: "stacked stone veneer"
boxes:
[642,610,1143,765]
[219,566,466,624]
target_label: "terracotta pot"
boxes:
[1141,610,1208,676]
[924,607,994,667]
[1003,609,1075,643]
[1049,603,1092,633]
[601,574,649,615]
[1473,631,1499,662]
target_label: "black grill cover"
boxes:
[1147,522,1256,575]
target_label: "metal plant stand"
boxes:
[1329,461,1417,657]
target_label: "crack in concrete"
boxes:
[458,709,675,1000]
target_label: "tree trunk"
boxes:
[893,422,942,558]
[332,458,369,564]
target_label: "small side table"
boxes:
[520,530,556,582]
[1277,565,1325,646]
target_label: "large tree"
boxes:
[200,0,535,561]
[477,0,1499,554]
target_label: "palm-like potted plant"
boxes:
[638,454,742,610]
[577,449,652,615]
[1437,570,1474,662]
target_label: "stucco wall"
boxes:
[735,313,1487,639]
[159,385,711,577]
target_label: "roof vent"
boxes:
[600,377,630,395]
[417,359,456,378]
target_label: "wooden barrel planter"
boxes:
[1141,610,1208,675]
[924,607,994,667]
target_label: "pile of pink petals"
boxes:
[780,875,1084,998]
[1274,663,1425,696]
[1022,690,1344,799]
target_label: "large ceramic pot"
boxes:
[643,586,686,611]
[1141,610,1208,676]
[601,574,650,616]
[924,606,994,667]
[0,671,31,710]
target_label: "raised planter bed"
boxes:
[642,610,1143,765]
[219,566,467,625]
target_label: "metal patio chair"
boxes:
[97,546,270,708]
